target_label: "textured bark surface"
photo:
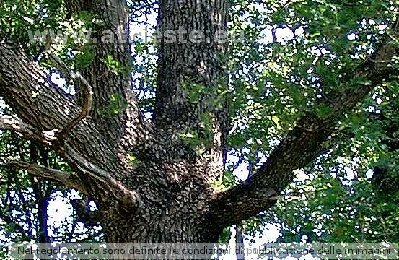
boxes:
[0,0,398,245]
[154,0,229,180]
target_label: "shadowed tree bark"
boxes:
[0,0,398,245]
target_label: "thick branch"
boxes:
[64,0,146,148]
[0,115,51,143]
[0,114,141,209]
[47,53,93,141]
[210,22,399,226]
[4,161,87,193]
[0,115,141,209]
[0,42,121,174]
[4,157,141,209]
[0,113,141,208]
[63,145,142,209]
[0,40,144,210]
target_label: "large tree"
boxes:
[0,0,398,244]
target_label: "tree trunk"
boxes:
[91,0,229,243]
[100,197,223,243]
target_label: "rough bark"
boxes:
[154,0,229,179]
[0,0,398,245]
[66,0,141,146]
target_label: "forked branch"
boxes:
[3,155,141,210]
[210,19,399,226]
[46,53,93,142]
